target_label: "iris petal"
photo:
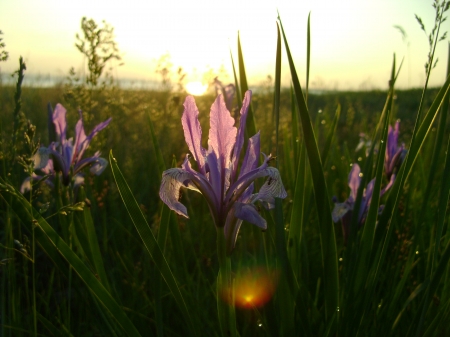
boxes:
[234,202,267,230]
[159,168,195,218]
[182,96,207,174]
[34,147,51,170]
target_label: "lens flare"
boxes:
[220,267,279,309]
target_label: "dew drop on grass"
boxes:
[331,165,336,170]
[339,258,343,262]
[416,251,419,255]
[321,120,326,125]
[381,140,384,144]
[359,173,363,177]
[336,307,340,312]
[318,109,322,114]
[357,157,362,162]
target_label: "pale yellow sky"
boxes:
[1,0,448,90]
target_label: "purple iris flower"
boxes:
[24,103,111,190]
[332,163,394,241]
[159,91,287,253]
[385,120,406,180]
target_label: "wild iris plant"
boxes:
[332,163,394,241]
[21,103,111,193]
[385,120,406,179]
[159,91,287,253]
[332,121,406,241]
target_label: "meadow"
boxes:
[1,6,450,337]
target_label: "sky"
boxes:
[1,0,449,90]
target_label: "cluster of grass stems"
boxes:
[1,11,450,337]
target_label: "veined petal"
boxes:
[159,168,195,218]
[254,167,287,201]
[53,104,67,144]
[182,96,206,174]
[209,94,237,176]
[230,91,252,181]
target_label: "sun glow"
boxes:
[185,81,208,96]
[220,267,279,309]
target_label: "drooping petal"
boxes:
[253,167,288,202]
[208,94,237,177]
[33,147,51,170]
[73,173,85,188]
[40,158,54,175]
[332,201,352,223]
[234,202,267,230]
[182,96,206,173]
[20,176,32,194]
[89,157,108,175]
[20,173,54,194]
[159,168,195,218]
[230,91,252,181]
[348,164,361,201]
[52,104,67,144]
[74,151,109,176]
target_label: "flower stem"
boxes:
[216,227,236,337]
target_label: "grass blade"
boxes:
[278,15,339,323]
[109,151,196,336]
[0,180,142,337]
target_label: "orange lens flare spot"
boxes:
[220,267,279,309]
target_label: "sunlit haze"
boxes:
[1,0,448,90]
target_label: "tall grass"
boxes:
[1,5,450,336]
